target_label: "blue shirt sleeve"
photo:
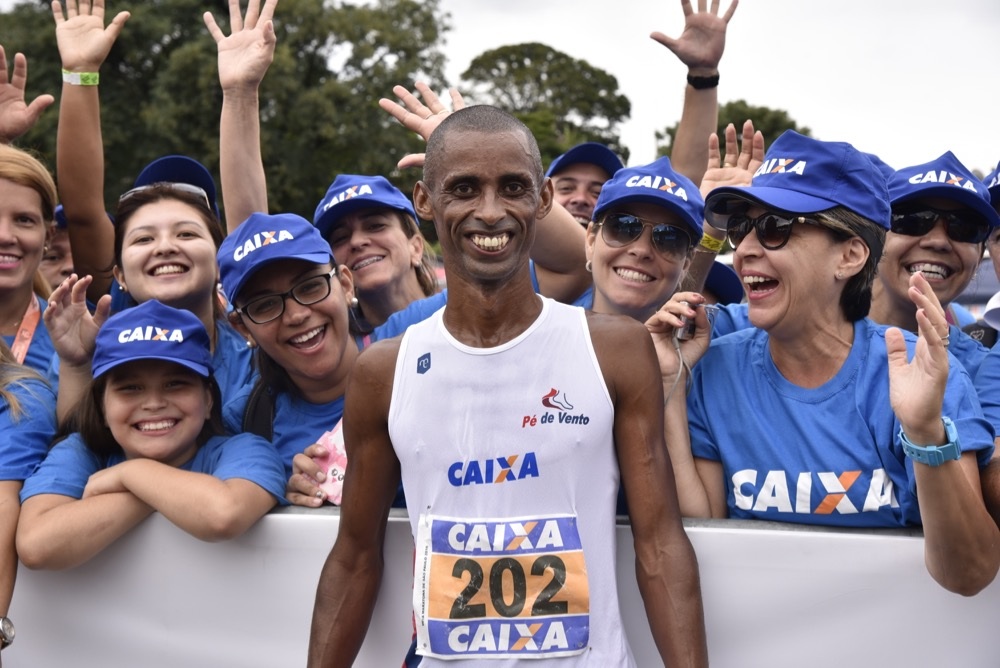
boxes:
[193,434,288,505]
[0,379,56,481]
[20,434,102,502]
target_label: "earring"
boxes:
[350,296,359,308]
[118,283,126,291]
[585,260,593,273]
[246,339,256,349]
[836,271,843,280]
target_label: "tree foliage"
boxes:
[0,0,449,232]
[656,99,811,158]
[460,43,631,165]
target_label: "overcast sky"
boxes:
[439,0,1000,175]
[3,1,998,175]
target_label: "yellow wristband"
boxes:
[62,69,99,86]
[699,232,725,253]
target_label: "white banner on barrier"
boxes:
[7,509,999,667]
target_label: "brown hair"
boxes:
[69,367,225,462]
[112,185,226,320]
[814,207,886,322]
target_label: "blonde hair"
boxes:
[0,338,45,420]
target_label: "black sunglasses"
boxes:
[598,213,693,257]
[726,212,823,251]
[890,204,990,244]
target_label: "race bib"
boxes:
[413,513,590,660]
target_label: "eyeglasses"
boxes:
[234,270,336,325]
[118,182,212,211]
[890,204,991,244]
[726,212,823,251]
[598,213,692,257]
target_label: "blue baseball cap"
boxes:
[313,175,417,239]
[863,152,895,182]
[705,260,743,305]
[546,142,624,179]
[984,159,1000,206]
[133,155,220,217]
[889,152,999,229]
[53,204,67,230]
[92,300,213,379]
[592,156,704,238]
[706,130,891,230]
[218,212,333,304]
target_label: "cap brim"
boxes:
[226,250,333,303]
[546,144,624,179]
[707,186,840,216]
[93,356,211,380]
[314,200,415,238]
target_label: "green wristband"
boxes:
[62,69,99,86]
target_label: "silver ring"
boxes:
[941,334,950,347]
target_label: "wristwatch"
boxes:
[900,417,961,467]
[0,616,14,649]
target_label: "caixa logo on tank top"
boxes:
[519,388,590,429]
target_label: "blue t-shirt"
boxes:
[974,343,1000,438]
[4,295,58,386]
[224,386,345,480]
[0,378,56,481]
[20,432,287,504]
[944,323,989,378]
[369,291,448,344]
[688,318,993,528]
[712,302,751,337]
[213,320,255,402]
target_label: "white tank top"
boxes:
[389,297,634,666]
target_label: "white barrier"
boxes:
[6,508,999,667]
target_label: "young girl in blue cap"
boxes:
[16,300,286,570]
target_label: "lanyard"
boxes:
[10,296,40,365]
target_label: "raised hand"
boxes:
[0,47,54,143]
[650,0,739,75]
[51,0,130,72]
[203,0,279,92]
[43,274,111,368]
[700,120,763,198]
[379,82,464,169]
[886,272,950,442]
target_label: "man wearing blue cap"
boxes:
[546,142,625,227]
[309,105,707,667]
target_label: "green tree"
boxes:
[460,42,631,165]
[0,0,449,230]
[656,99,811,158]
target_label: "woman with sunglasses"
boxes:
[869,152,999,377]
[578,157,704,322]
[17,300,286,570]
[654,131,999,595]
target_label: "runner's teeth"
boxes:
[472,234,509,251]
[615,268,652,283]
[138,420,176,432]
[290,326,323,344]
